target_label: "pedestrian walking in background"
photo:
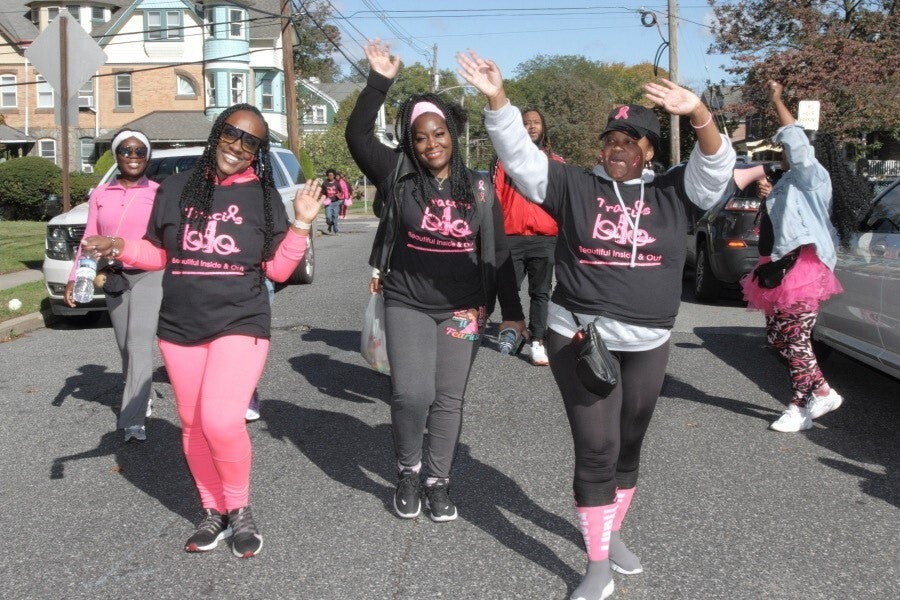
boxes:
[346,40,526,524]
[492,108,565,366]
[322,168,342,234]
[337,171,352,219]
[65,129,161,443]
[460,50,735,600]
[83,104,323,559]
[741,80,870,433]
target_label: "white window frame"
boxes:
[39,139,57,163]
[36,75,53,108]
[230,73,246,104]
[204,8,215,37]
[66,5,81,24]
[229,9,245,39]
[206,73,217,107]
[147,10,183,41]
[176,74,197,97]
[0,74,16,108]
[261,77,273,111]
[48,7,59,22]
[79,137,95,172]
[303,104,327,125]
[91,7,104,25]
[115,73,132,109]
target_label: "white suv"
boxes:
[43,146,315,320]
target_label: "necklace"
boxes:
[433,175,448,190]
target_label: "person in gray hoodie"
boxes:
[458,50,735,600]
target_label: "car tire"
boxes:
[694,245,722,302]
[286,231,315,285]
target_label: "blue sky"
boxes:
[328,1,734,92]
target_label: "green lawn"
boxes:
[0,280,49,323]
[0,221,46,273]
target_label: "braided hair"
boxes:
[177,103,277,289]
[394,93,474,214]
[812,133,872,247]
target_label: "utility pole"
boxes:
[668,0,680,166]
[281,1,300,157]
[431,44,439,92]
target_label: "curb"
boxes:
[1,310,51,342]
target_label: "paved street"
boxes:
[1,218,897,600]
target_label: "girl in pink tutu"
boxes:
[741,80,869,433]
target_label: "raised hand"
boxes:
[643,78,701,116]
[767,80,784,103]
[456,50,505,104]
[364,39,400,80]
[293,179,324,226]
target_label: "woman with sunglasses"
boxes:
[83,104,323,558]
[66,129,161,442]
[346,41,526,523]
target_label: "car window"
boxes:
[861,184,900,234]
[272,149,305,184]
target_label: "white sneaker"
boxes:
[770,404,812,432]
[806,389,843,419]
[124,425,147,442]
[530,340,549,366]
[146,397,153,418]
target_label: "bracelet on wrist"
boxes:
[109,237,121,257]
[690,113,713,129]
[292,219,312,230]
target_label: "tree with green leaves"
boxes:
[708,0,898,155]
[292,0,342,84]
[303,92,363,182]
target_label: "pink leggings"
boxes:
[158,335,269,512]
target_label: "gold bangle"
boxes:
[690,113,713,129]
[109,237,121,257]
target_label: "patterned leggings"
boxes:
[765,310,827,406]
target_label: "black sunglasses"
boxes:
[219,123,263,154]
[116,145,148,158]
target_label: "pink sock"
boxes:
[613,487,636,532]
[575,503,618,561]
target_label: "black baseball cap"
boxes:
[600,105,661,153]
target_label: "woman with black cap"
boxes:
[459,51,735,600]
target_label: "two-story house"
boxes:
[0,0,290,172]
[299,76,392,145]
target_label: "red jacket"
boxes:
[494,153,565,236]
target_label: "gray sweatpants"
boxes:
[384,303,481,479]
[105,269,163,430]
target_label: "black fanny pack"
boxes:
[98,260,133,296]
[752,250,800,289]
[571,314,620,397]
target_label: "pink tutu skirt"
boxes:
[742,245,843,314]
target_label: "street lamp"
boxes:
[436,85,474,168]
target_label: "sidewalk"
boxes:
[0,268,50,341]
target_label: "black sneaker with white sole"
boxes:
[424,479,457,522]
[185,508,231,552]
[393,468,421,518]
[228,506,263,558]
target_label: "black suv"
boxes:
[685,164,775,302]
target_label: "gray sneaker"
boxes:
[124,425,146,442]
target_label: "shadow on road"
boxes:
[261,399,582,590]
[301,327,360,353]
[289,351,390,404]
[50,364,121,409]
[49,418,197,522]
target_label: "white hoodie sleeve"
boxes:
[683,133,737,210]
[483,101,550,204]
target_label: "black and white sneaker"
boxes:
[185,508,231,552]
[424,479,458,522]
[228,506,263,558]
[393,468,421,518]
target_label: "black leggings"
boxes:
[546,330,671,506]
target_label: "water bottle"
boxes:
[72,256,97,303]
[498,327,519,355]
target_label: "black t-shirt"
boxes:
[382,184,484,311]
[542,161,692,328]
[146,170,289,344]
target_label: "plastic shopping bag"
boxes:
[361,293,390,374]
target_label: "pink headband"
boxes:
[410,101,445,124]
